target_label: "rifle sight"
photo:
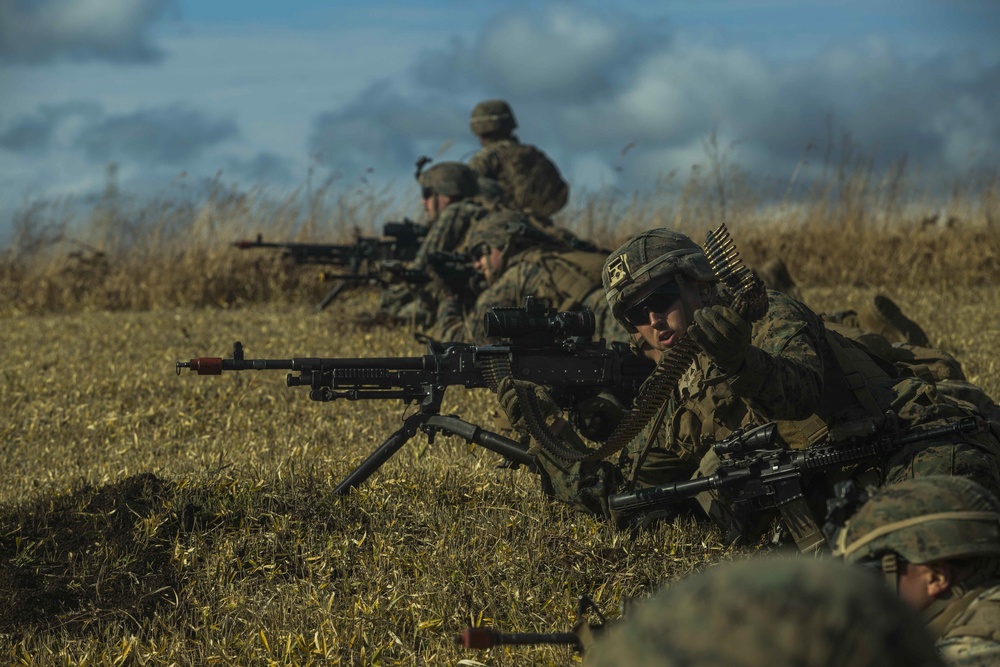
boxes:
[484,297,595,340]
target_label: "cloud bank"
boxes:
[72,105,238,165]
[0,0,177,64]
[309,4,1000,193]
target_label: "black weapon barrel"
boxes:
[176,357,296,375]
[608,469,752,513]
[289,356,430,371]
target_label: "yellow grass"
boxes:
[1,161,998,665]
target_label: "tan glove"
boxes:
[496,376,561,431]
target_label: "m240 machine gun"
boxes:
[233,220,428,309]
[177,298,653,496]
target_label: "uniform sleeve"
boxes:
[427,297,471,343]
[726,292,826,420]
[937,636,1000,667]
[413,206,472,267]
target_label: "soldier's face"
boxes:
[474,246,505,283]
[896,562,954,612]
[422,194,451,220]
[627,282,703,356]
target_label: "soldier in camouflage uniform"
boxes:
[499,228,1000,548]
[835,476,1000,666]
[585,557,944,667]
[378,161,489,326]
[429,209,627,345]
[467,99,569,217]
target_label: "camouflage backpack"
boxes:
[487,140,569,217]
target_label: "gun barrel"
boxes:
[608,470,750,513]
[176,357,296,375]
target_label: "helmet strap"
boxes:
[880,553,902,592]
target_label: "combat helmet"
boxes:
[463,210,525,254]
[469,99,517,136]
[418,162,479,199]
[586,557,943,667]
[603,229,717,333]
[835,475,1000,567]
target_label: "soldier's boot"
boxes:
[857,295,930,347]
[756,257,803,301]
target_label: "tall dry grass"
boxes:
[1,155,997,316]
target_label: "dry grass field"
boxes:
[1,167,999,665]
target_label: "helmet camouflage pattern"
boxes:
[585,557,943,667]
[835,475,1000,565]
[461,209,526,254]
[602,229,717,333]
[418,162,479,198]
[469,99,517,135]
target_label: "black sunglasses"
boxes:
[421,187,434,199]
[623,284,683,327]
[468,243,491,260]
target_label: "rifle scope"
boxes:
[383,220,425,240]
[484,307,595,340]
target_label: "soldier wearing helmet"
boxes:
[467,99,569,217]
[429,209,621,345]
[499,227,1000,547]
[835,476,1000,664]
[377,162,488,326]
[586,557,944,667]
[411,161,485,268]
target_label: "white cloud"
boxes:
[0,0,177,64]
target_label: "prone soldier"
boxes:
[835,475,1000,666]
[429,210,626,345]
[499,228,1000,549]
[378,161,489,326]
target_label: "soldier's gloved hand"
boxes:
[497,376,560,431]
[689,305,751,372]
[574,392,625,442]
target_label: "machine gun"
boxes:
[454,594,613,656]
[177,298,654,495]
[608,415,990,547]
[233,220,428,309]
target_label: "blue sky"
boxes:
[1,0,998,236]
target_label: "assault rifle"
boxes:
[608,415,989,547]
[233,220,428,310]
[177,298,654,495]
